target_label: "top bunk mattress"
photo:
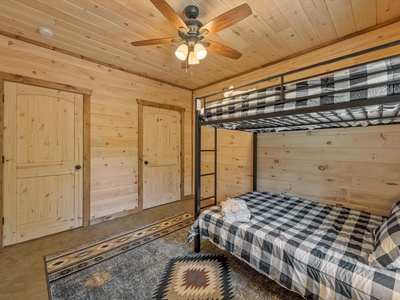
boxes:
[198,56,400,132]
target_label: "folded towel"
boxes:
[220,198,251,222]
[223,86,256,98]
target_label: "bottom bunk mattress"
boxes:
[188,191,400,300]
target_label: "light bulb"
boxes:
[175,44,188,61]
[194,43,207,60]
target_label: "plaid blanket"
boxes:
[188,191,400,300]
[200,56,400,132]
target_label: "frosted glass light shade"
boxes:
[188,52,200,65]
[175,44,189,60]
[194,43,207,60]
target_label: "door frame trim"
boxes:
[0,73,92,248]
[137,99,185,211]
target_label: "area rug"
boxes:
[44,211,304,300]
[154,255,232,299]
[45,212,193,283]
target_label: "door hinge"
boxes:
[1,156,4,164]
[2,217,4,225]
[2,94,4,103]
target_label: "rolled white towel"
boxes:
[220,198,251,222]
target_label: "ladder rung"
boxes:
[201,196,215,201]
[201,172,215,177]
[201,149,215,152]
[201,203,216,209]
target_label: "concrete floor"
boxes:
[0,199,194,300]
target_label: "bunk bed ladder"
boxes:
[194,100,218,252]
[199,128,217,208]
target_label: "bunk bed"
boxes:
[189,41,400,300]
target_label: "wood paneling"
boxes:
[200,127,253,202]
[1,1,400,89]
[257,125,400,216]
[0,34,192,225]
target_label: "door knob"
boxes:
[75,165,82,170]
[144,161,149,165]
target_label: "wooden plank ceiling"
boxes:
[0,0,400,90]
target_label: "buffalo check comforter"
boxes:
[188,191,400,299]
[199,56,400,132]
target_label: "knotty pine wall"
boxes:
[258,125,400,216]
[200,127,253,202]
[194,22,400,216]
[0,35,193,223]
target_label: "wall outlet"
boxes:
[128,148,133,155]
[97,148,103,157]
[97,139,103,146]
[128,185,134,193]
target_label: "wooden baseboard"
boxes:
[90,207,140,226]
[90,196,193,226]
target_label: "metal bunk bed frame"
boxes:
[194,40,400,252]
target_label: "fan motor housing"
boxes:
[185,19,203,33]
[183,5,199,19]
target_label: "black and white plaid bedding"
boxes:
[188,191,400,300]
[200,56,400,132]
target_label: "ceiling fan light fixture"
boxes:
[132,1,251,69]
[175,44,188,60]
[194,43,207,60]
[188,51,200,65]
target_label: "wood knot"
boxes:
[318,166,326,171]
[274,159,279,163]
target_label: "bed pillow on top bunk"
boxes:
[369,199,400,269]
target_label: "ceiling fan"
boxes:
[131,0,252,67]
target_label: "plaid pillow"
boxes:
[369,200,400,269]
[391,199,400,215]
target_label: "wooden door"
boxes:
[142,105,181,209]
[3,82,83,246]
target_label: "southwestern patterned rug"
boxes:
[44,211,303,300]
[154,255,232,299]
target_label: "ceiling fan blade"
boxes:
[150,0,188,31]
[207,41,242,59]
[200,3,252,35]
[131,37,175,46]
